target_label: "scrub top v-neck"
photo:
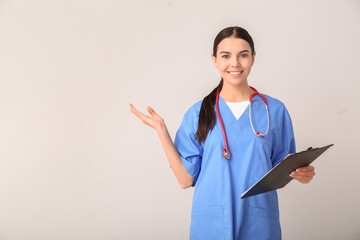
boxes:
[225,100,250,120]
[174,94,295,240]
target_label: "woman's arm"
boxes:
[129,104,194,189]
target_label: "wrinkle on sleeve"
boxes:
[174,111,203,187]
[271,107,296,167]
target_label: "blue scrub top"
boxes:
[174,94,295,240]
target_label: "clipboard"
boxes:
[241,144,334,199]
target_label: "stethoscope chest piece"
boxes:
[222,149,231,160]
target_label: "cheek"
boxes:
[216,62,227,72]
[242,60,253,70]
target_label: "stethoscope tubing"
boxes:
[216,91,231,160]
[216,86,269,160]
[249,99,269,138]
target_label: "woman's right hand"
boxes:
[129,103,194,188]
[129,103,165,132]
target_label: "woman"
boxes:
[130,26,315,240]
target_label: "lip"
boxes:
[227,70,244,76]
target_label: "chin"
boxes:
[223,78,248,87]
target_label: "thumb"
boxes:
[147,106,157,116]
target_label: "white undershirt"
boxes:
[225,101,250,120]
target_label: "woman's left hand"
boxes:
[289,165,315,184]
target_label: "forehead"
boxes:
[217,37,251,53]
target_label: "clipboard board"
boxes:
[241,144,334,199]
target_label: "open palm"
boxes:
[129,104,165,131]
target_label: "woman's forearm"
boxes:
[156,125,194,189]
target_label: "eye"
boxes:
[221,55,229,59]
[240,54,248,58]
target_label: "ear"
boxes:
[251,51,256,66]
[212,54,217,65]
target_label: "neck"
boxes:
[220,81,254,102]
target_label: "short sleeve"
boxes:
[271,107,296,166]
[174,111,203,187]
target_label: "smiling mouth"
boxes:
[228,71,244,75]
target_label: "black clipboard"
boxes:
[241,144,334,199]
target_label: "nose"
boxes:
[231,56,240,67]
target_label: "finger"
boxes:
[298,176,313,183]
[293,169,315,175]
[295,165,315,172]
[129,103,138,113]
[292,174,313,183]
[290,171,315,183]
[129,104,150,122]
[147,106,157,116]
[129,104,143,116]
[295,169,315,177]
[290,171,315,178]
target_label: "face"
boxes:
[212,37,256,87]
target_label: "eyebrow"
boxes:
[219,50,250,54]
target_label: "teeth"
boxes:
[229,71,241,75]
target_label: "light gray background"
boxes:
[0,0,359,239]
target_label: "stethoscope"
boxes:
[216,86,269,160]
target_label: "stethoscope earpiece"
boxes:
[216,87,270,160]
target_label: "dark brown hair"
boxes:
[195,26,255,144]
